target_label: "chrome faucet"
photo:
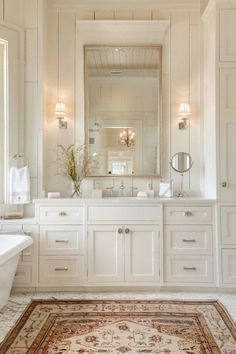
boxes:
[119,180,125,196]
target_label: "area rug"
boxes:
[0,300,235,353]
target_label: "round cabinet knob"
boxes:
[125,228,130,234]
[117,228,123,234]
[222,181,227,188]
[59,211,67,216]
[184,211,193,216]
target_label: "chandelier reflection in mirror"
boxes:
[85,45,162,176]
[119,128,135,148]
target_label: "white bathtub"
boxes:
[0,233,33,310]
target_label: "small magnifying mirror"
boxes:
[170,152,193,197]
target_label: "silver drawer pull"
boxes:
[183,266,197,271]
[184,211,193,216]
[55,239,69,243]
[222,181,227,188]
[125,228,130,234]
[54,267,68,271]
[182,239,196,243]
[24,231,32,236]
[59,211,67,217]
[117,228,123,234]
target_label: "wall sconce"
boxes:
[179,103,191,130]
[54,102,67,129]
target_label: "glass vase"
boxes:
[71,180,81,198]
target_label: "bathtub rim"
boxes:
[0,235,33,267]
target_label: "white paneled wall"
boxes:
[4,0,25,27]
[45,1,201,198]
[0,0,27,215]
[24,0,40,215]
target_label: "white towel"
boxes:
[9,166,31,204]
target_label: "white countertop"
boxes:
[33,197,216,204]
[0,217,36,225]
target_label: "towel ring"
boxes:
[10,154,29,166]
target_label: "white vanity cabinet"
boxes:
[88,224,160,284]
[36,204,86,286]
[220,206,236,285]
[164,205,215,286]
[32,199,217,289]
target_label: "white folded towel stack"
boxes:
[9,166,31,204]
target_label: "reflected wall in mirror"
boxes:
[85,46,161,176]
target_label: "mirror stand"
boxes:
[177,173,184,198]
[169,152,193,198]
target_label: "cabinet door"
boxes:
[220,68,236,201]
[220,8,236,61]
[124,225,160,282]
[222,249,236,284]
[221,207,236,245]
[88,225,124,283]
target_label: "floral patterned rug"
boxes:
[0,300,235,353]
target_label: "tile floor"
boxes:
[0,291,236,343]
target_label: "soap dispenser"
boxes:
[119,180,125,197]
[92,182,103,198]
[146,181,154,198]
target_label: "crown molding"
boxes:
[48,0,200,12]
[201,0,216,19]
[49,0,199,4]
[77,19,170,32]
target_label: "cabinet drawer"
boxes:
[88,206,161,222]
[39,256,84,284]
[165,256,213,283]
[222,249,236,284]
[39,206,84,223]
[221,207,236,245]
[40,226,84,255]
[164,206,212,224]
[14,265,32,285]
[165,225,213,255]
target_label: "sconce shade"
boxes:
[55,102,66,119]
[179,103,191,117]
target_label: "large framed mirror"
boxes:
[84,45,162,177]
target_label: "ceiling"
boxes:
[86,47,160,71]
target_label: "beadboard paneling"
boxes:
[4,0,24,27]
[25,29,38,82]
[45,4,201,197]
[170,12,191,191]
[25,0,38,29]
[25,83,38,178]
[189,23,200,194]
